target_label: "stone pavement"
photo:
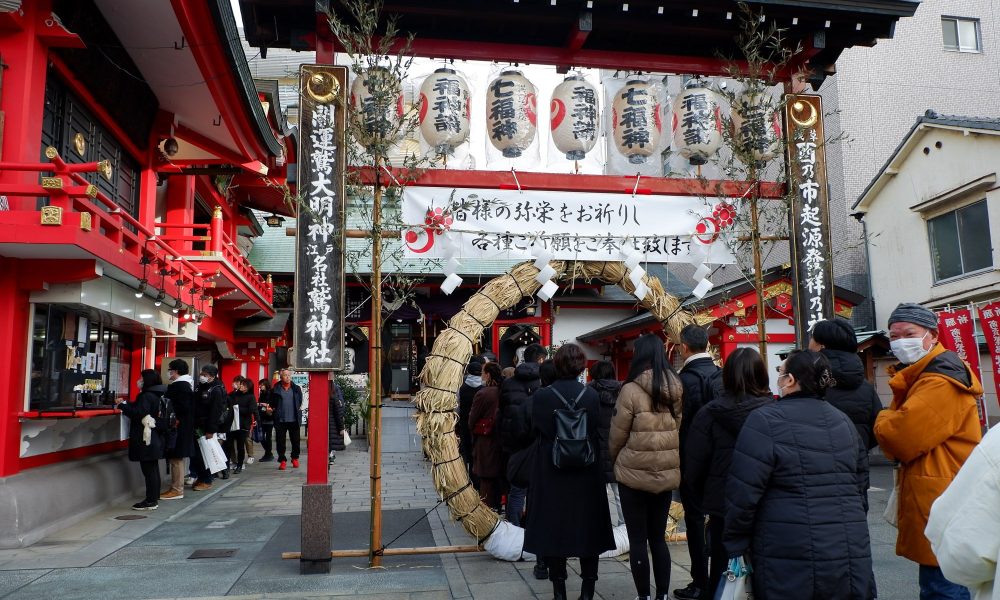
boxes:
[0,400,922,598]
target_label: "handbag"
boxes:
[251,420,263,443]
[473,414,495,436]
[506,439,538,488]
[884,465,900,528]
[715,556,753,600]
[229,405,241,432]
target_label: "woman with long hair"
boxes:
[223,376,257,475]
[524,344,615,600]
[609,334,684,600]
[256,378,275,462]
[468,362,504,510]
[115,368,167,511]
[725,350,874,599]
[683,348,774,598]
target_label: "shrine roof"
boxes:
[854,111,1000,211]
[236,0,918,86]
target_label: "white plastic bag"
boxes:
[198,435,228,474]
[229,405,240,432]
[343,431,352,447]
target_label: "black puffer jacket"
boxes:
[821,349,882,451]
[589,378,621,484]
[682,391,773,517]
[227,390,257,431]
[499,362,541,454]
[120,385,167,462]
[329,381,346,451]
[678,357,721,448]
[725,392,874,600]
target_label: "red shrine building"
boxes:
[0,0,291,546]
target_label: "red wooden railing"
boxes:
[0,148,209,303]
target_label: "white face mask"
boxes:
[199,375,209,384]
[890,333,930,365]
[136,380,143,390]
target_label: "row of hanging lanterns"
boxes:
[350,68,781,166]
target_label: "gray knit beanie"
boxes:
[888,302,938,330]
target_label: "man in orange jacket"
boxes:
[875,302,982,600]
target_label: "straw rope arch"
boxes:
[413,260,705,550]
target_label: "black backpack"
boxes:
[156,394,179,451]
[551,385,594,470]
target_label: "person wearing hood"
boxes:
[161,359,194,500]
[499,343,545,526]
[809,317,882,511]
[525,344,615,600]
[457,360,483,480]
[588,360,624,526]
[683,348,773,600]
[875,303,982,599]
[115,369,167,511]
[725,350,874,599]
[609,334,685,600]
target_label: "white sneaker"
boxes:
[246,457,255,465]
[184,476,196,486]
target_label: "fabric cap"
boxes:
[888,303,938,330]
[466,361,483,376]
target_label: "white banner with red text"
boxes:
[400,187,738,264]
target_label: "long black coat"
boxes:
[164,376,195,459]
[120,385,166,462]
[724,392,874,600]
[523,378,615,558]
[329,381,346,451]
[589,378,621,484]
[499,362,541,454]
[682,391,773,517]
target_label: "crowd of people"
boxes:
[454,301,987,600]
[113,298,992,600]
[115,364,347,509]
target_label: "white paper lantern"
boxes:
[611,78,663,164]
[671,81,723,166]
[350,66,403,140]
[731,88,782,164]
[550,75,600,160]
[418,68,471,156]
[486,70,537,158]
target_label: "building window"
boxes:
[942,17,981,52]
[928,199,992,282]
[29,304,133,411]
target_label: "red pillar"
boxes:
[164,176,195,253]
[220,359,242,387]
[306,372,330,484]
[0,0,51,210]
[0,260,31,476]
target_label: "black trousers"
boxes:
[546,555,599,582]
[274,422,300,461]
[620,484,673,597]
[139,460,160,503]
[223,430,247,467]
[681,493,708,588]
[259,424,274,456]
[706,515,728,599]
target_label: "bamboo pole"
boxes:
[749,181,769,364]
[369,168,384,568]
[282,545,484,560]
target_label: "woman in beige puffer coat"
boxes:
[609,334,684,600]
